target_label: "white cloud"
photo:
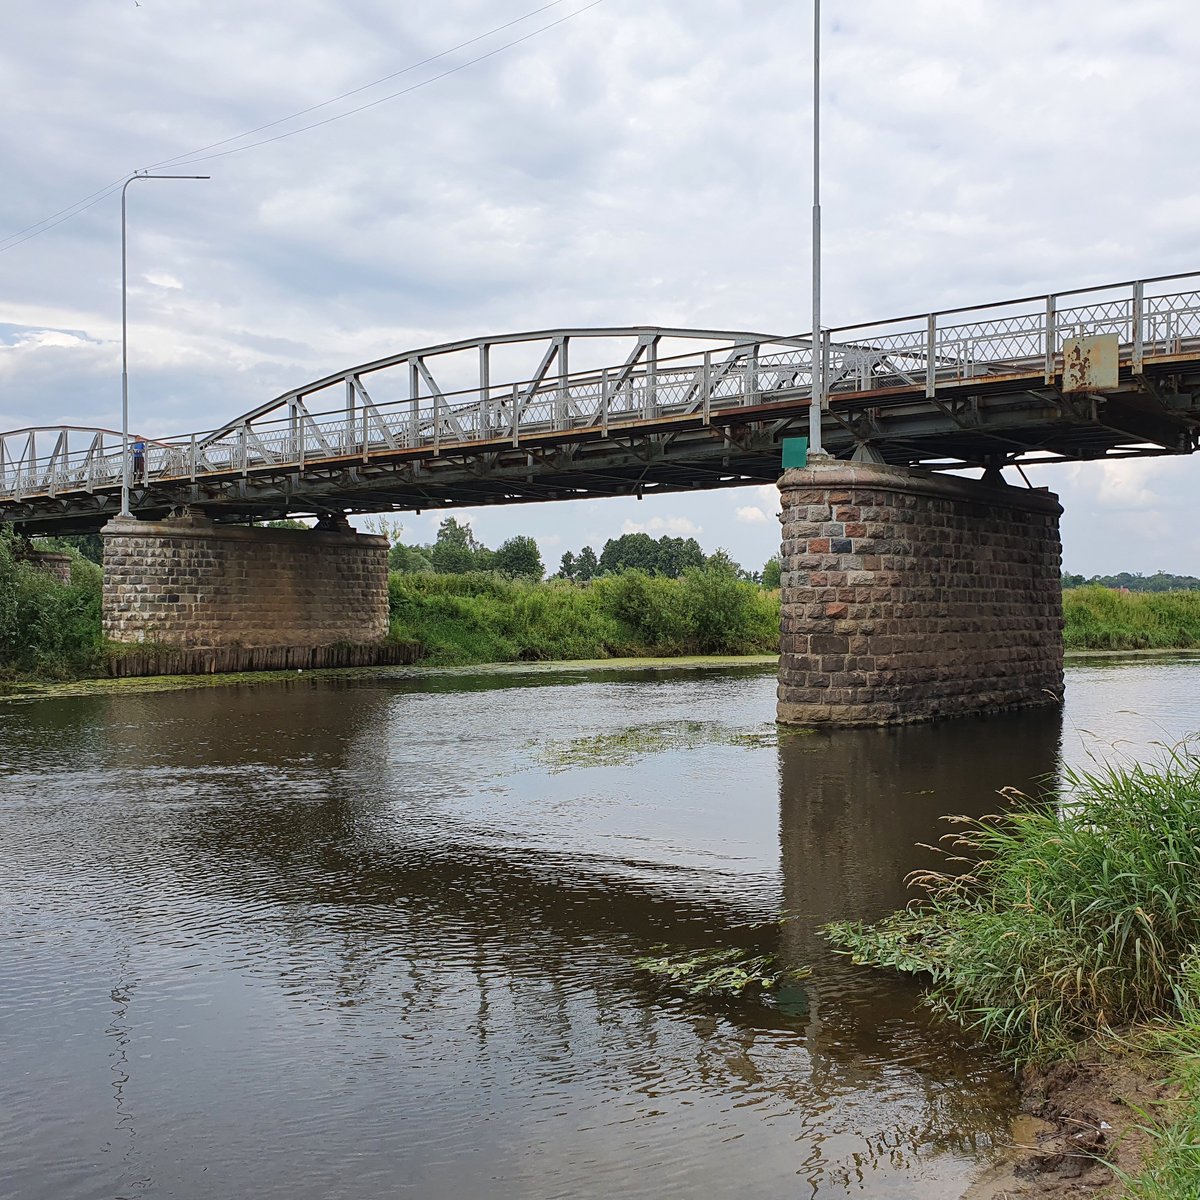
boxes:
[4,1,1200,574]
[621,516,701,537]
[735,506,770,525]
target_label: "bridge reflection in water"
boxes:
[0,664,1066,1199]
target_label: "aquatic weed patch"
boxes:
[537,720,787,769]
[634,946,811,999]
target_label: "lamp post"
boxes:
[120,171,209,518]
[809,0,824,456]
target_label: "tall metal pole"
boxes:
[120,172,209,518]
[808,0,824,455]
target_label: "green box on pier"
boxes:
[781,437,809,469]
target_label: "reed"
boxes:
[825,747,1200,1062]
[1119,954,1200,1197]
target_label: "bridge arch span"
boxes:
[203,324,811,445]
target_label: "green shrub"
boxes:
[0,531,103,679]
[681,563,779,654]
[590,570,691,653]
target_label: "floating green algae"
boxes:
[634,946,812,999]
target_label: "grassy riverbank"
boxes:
[825,751,1200,1193]
[0,525,780,679]
[1064,585,1200,651]
[386,568,780,664]
[9,524,1200,680]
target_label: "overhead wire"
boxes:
[0,0,602,255]
[143,0,575,171]
[160,1,603,170]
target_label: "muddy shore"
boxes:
[964,1042,1177,1199]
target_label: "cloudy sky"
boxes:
[3,0,1200,575]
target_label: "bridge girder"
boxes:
[8,271,1200,532]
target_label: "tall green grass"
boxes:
[387,566,780,665]
[1064,585,1200,651]
[825,748,1200,1062]
[1120,954,1200,1198]
[0,533,104,679]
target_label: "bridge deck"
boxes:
[5,271,1200,531]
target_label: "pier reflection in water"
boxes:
[1,663,1070,1199]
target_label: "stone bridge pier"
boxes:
[776,460,1064,727]
[100,509,413,675]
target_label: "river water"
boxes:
[2,654,1198,1200]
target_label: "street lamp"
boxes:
[120,171,209,518]
[809,0,824,456]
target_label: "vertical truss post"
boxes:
[1132,280,1145,374]
[744,343,759,406]
[601,367,609,436]
[643,337,658,419]
[821,330,831,417]
[289,400,300,465]
[345,379,356,455]
[511,382,520,448]
[703,350,712,423]
[189,433,197,481]
[21,445,28,496]
[556,335,569,430]
[479,342,491,436]
[238,425,248,475]
[925,313,937,398]
[409,360,420,448]
[1044,294,1057,384]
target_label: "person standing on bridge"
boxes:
[132,439,146,482]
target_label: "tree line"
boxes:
[388,518,782,585]
[1062,570,1200,592]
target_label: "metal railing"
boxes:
[6,271,1200,503]
[822,269,1200,400]
[0,328,811,501]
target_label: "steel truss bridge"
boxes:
[5,270,1200,533]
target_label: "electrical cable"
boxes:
[161,2,602,170]
[0,0,602,255]
[144,0,574,171]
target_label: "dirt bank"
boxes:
[964,1042,1177,1199]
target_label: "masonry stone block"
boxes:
[101,514,389,652]
[776,460,1064,727]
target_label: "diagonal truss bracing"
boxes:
[6,270,1200,524]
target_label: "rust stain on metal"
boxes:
[1062,334,1119,392]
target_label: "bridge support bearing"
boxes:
[777,461,1063,727]
[101,512,391,667]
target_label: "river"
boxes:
[2,654,1198,1200]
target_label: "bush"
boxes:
[0,531,103,679]
[590,570,691,653]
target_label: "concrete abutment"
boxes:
[776,460,1064,727]
[100,511,408,675]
